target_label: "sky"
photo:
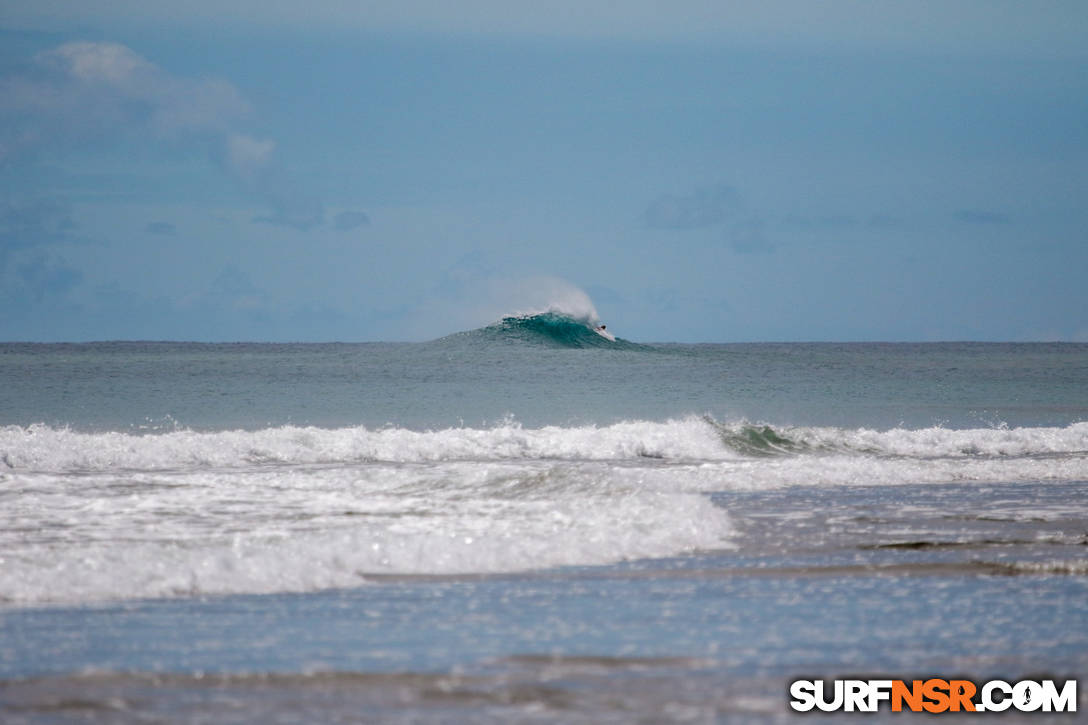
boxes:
[1,1,1086,342]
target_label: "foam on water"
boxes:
[1,482,732,606]
[0,457,735,607]
[2,417,1087,607]
[0,418,728,471]
[781,421,1088,458]
[3,419,1087,472]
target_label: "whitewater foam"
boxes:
[782,421,1088,458]
[0,419,730,472]
[3,418,1087,606]
[3,419,1087,473]
[0,458,734,606]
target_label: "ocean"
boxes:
[1,313,1086,722]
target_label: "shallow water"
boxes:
[3,481,1086,721]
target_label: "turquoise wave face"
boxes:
[434,312,637,348]
[708,420,811,457]
[491,312,615,348]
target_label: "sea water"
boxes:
[1,317,1086,722]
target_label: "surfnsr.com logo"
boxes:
[789,679,1077,713]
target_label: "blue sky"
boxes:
[1,1,1086,342]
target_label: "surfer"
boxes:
[596,324,606,332]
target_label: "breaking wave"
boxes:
[3,419,1088,473]
[487,312,618,347]
[3,419,1086,606]
[431,278,634,348]
[438,311,639,349]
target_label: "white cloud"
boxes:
[226,134,276,180]
[0,41,250,163]
[39,41,156,85]
[1,41,341,232]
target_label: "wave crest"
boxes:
[3,419,1088,474]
